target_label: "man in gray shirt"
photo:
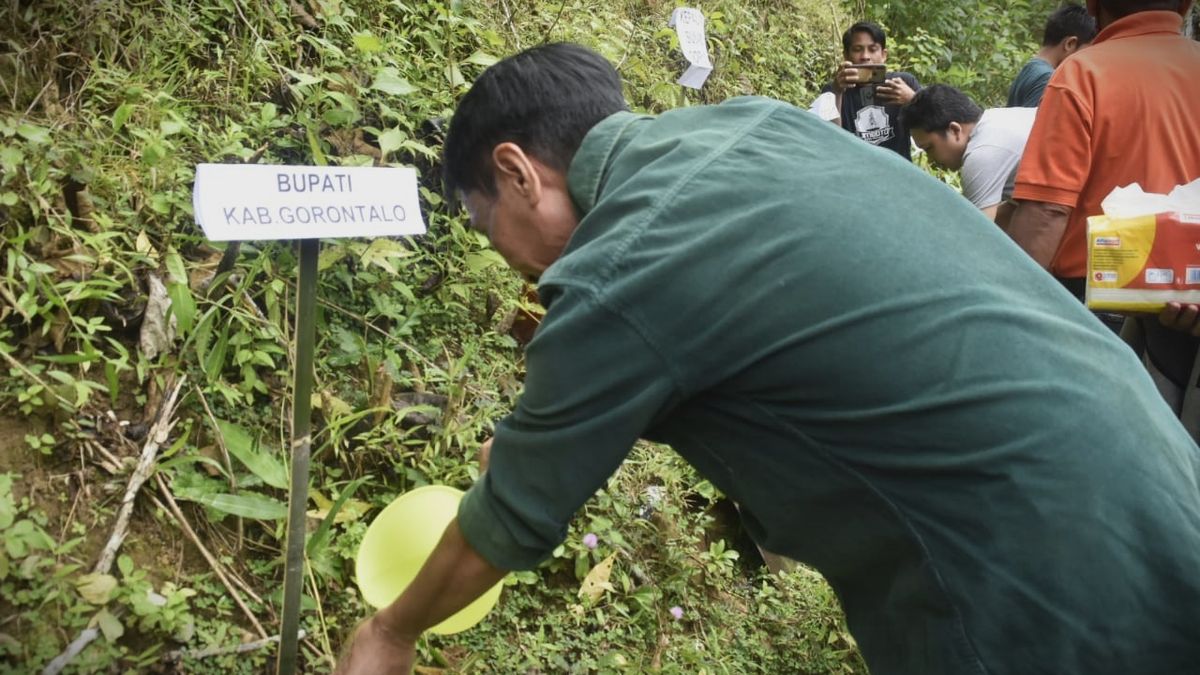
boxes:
[902,84,1036,226]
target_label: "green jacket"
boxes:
[458,97,1200,674]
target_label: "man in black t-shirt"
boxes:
[817,21,921,161]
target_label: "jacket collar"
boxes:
[566,110,650,215]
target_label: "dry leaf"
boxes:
[138,273,176,359]
[135,230,158,259]
[312,390,353,419]
[578,553,617,603]
[306,490,369,524]
[46,241,96,280]
[197,445,224,476]
[189,249,224,291]
[76,573,118,604]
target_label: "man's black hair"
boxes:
[443,42,628,198]
[900,84,983,133]
[841,21,887,53]
[1042,3,1099,46]
[1096,0,1183,19]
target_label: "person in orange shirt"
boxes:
[1007,0,1200,421]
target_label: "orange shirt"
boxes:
[1011,11,1200,279]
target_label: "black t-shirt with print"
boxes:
[823,71,921,161]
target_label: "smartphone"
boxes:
[849,64,887,84]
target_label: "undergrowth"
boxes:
[0,0,1048,672]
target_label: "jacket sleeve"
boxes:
[458,285,679,570]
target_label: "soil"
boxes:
[0,412,208,629]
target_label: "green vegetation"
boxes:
[1,1,1059,672]
[867,0,1064,105]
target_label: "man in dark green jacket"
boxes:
[1005,3,1097,107]
[337,43,1200,675]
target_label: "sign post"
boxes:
[276,236,318,675]
[193,164,426,674]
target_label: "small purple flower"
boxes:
[582,533,598,550]
[669,606,684,620]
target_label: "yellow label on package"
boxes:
[1086,210,1200,312]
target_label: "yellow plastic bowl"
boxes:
[355,485,503,635]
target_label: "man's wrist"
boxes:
[373,608,421,644]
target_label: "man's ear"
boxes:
[491,142,542,203]
[1063,36,1079,54]
[947,121,963,141]
[881,47,889,63]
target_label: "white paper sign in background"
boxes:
[669,7,712,89]
[193,164,427,241]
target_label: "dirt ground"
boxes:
[0,411,200,602]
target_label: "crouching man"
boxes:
[337,43,1200,675]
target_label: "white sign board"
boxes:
[193,164,427,241]
[669,8,712,89]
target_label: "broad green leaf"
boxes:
[465,250,506,272]
[0,146,23,171]
[353,32,382,53]
[141,141,166,166]
[0,492,14,530]
[164,248,186,286]
[317,244,350,272]
[285,68,323,88]
[359,238,411,274]
[464,51,499,67]
[377,128,405,158]
[95,608,124,641]
[370,68,417,96]
[166,282,195,336]
[203,329,229,380]
[305,125,327,165]
[112,103,133,132]
[191,310,214,367]
[76,572,118,604]
[399,139,438,160]
[160,118,185,136]
[16,123,50,144]
[306,476,370,558]
[214,419,289,490]
[183,492,288,520]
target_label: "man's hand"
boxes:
[333,519,506,674]
[876,77,915,105]
[1005,200,1072,269]
[334,615,417,675]
[832,61,859,94]
[1159,303,1200,336]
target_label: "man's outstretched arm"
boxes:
[1004,200,1071,269]
[335,518,505,675]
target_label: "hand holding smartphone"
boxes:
[848,64,887,84]
[835,62,887,93]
